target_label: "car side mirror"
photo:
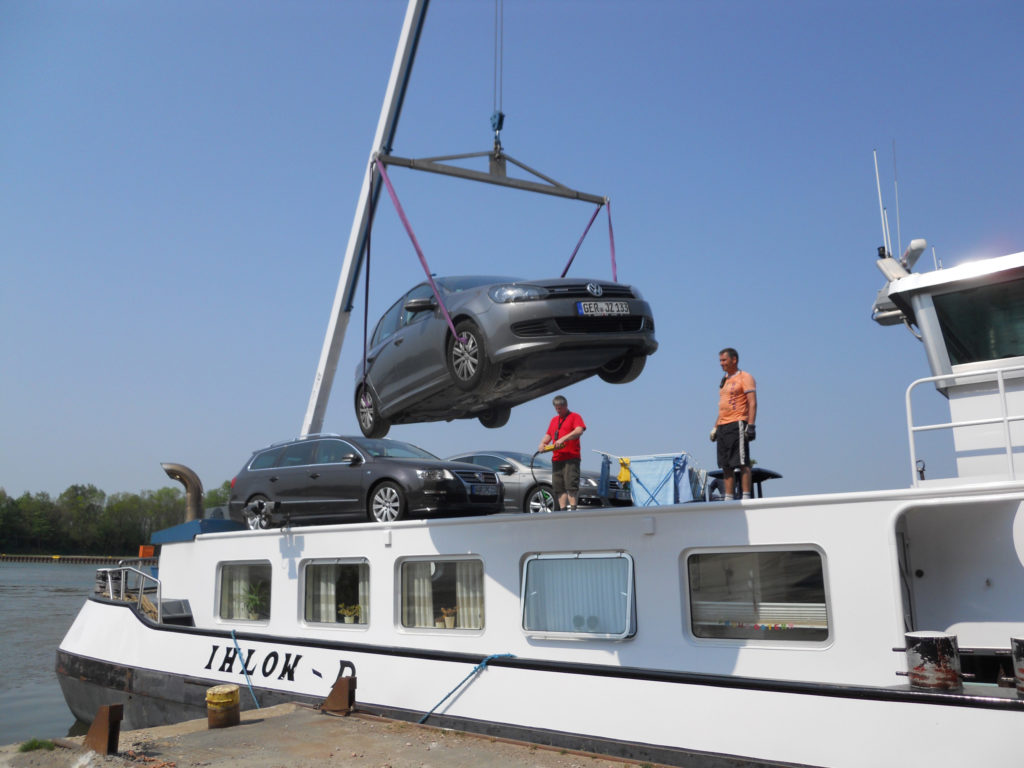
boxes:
[403,297,437,313]
[340,453,362,466]
[497,464,516,475]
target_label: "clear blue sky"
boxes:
[3,0,1022,499]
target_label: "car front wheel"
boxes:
[448,320,495,392]
[525,484,555,514]
[369,481,406,522]
[356,383,390,438]
[597,354,647,384]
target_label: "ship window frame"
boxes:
[520,551,637,641]
[397,556,485,632]
[300,558,370,628]
[217,560,272,624]
[683,545,831,646]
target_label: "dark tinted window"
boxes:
[280,441,317,467]
[315,439,358,464]
[933,276,1024,365]
[250,448,283,470]
[465,454,508,472]
[371,299,404,347]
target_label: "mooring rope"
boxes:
[418,653,514,724]
[230,629,261,708]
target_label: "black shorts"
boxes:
[552,459,581,496]
[717,421,752,471]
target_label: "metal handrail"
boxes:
[97,565,163,623]
[906,364,1024,486]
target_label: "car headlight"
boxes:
[416,468,453,481]
[581,477,598,487]
[488,284,549,303]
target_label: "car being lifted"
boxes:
[354,275,658,438]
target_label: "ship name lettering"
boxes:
[203,644,302,681]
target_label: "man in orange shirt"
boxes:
[710,347,757,500]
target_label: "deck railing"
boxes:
[906,364,1024,487]
[96,565,163,623]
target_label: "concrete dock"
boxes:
[0,702,668,768]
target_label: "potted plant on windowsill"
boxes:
[242,581,268,620]
[441,605,457,629]
[337,603,361,624]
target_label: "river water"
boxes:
[0,562,96,745]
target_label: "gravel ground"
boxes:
[0,703,664,768]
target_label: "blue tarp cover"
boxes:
[627,453,702,506]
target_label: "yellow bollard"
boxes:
[206,684,240,729]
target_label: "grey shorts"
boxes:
[552,459,581,496]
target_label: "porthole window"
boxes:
[304,560,369,625]
[686,549,828,641]
[521,552,635,639]
[218,561,272,622]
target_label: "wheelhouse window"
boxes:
[687,549,828,642]
[932,275,1024,365]
[304,560,369,625]
[400,558,484,630]
[219,561,272,622]
[521,552,635,639]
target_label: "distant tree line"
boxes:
[0,481,231,555]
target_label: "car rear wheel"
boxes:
[244,494,272,530]
[356,383,390,438]
[478,405,511,429]
[597,354,646,384]
[448,320,495,392]
[525,484,555,514]
[369,481,406,522]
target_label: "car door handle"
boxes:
[393,338,403,346]
[269,476,278,483]
[309,472,320,479]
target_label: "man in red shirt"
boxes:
[711,347,757,500]
[538,395,587,511]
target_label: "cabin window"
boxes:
[687,549,828,641]
[218,561,272,622]
[303,560,369,625]
[400,558,484,630]
[933,276,1024,365]
[521,553,635,639]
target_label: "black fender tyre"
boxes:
[356,383,390,438]
[524,484,555,514]
[369,481,406,522]
[448,320,495,392]
[244,494,272,530]
[598,354,647,384]
[478,405,511,429]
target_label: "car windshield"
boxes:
[436,275,522,294]
[355,438,439,460]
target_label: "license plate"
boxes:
[472,484,498,496]
[614,489,631,500]
[577,300,629,317]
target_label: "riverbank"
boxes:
[0,702,665,768]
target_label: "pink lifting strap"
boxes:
[375,159,467,344]
[560,200,617,281]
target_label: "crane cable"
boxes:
[491,0,505,148]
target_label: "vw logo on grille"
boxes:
[475,472,483,482]
[586,282,604,297]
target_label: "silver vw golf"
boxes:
[354,275,657,438]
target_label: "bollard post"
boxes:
[206,684,241,728]
[321,661,357,715]
[84,704,123,755]
[905,631,962,690]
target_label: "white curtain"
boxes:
[455,561,484,629]
[402,561,434,627]
[357,563,370,624]
[524,557,628,634]
[305,565,337,623]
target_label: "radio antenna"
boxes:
[873,150,891,257]
[892,140,903,262]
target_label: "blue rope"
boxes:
[418,653,514,724]
[230,629,261,708]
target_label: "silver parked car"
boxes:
[354,275,657,438]
[447,449,632,513]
